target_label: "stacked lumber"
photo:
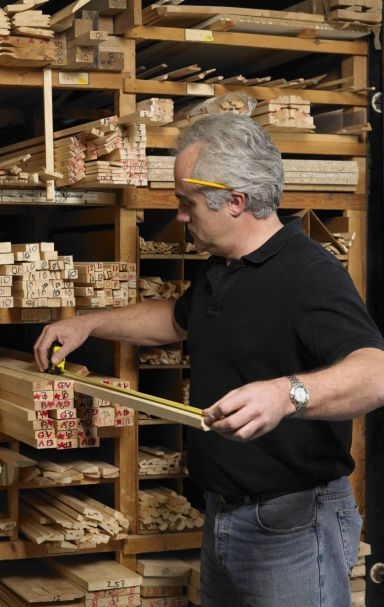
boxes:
[0,151,40,185]
[74,261,135,308]
[139,348,189,365]
[0,560,84,607]
[252,96,315,132]
[0,446,36,485]
[140,236,181,255]
[19,487,130,550]
[350,541,371,606]
[139,277,190,302]
[0,101,173,189]
[171,93,256,128]
[9,10,54,40]
[0,35,56,68]
[52,124,148,188]
[147,155,175,188]
[180,556,201,607]
[283,159,359,191]
[0,10,10,35]
[64,15,125,72]
[0,241,76,310]
[0,515,16,537]
[326,0,382,25]
[75,374,134,438]
[138,446,182,476]
[0,367,77,449]
[34,457,119,484]
[137,557,190,607]
[52,4,128,71]
[50,558,142,604]
[139,485,204,533]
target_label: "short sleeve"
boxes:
[293,261,384,366]
[173,284,194,331]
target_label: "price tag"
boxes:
[185,28,214,42]
[58,72,89,86]
[187,83,215,96]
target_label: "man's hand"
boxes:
[34,316,94,371]
[203,378,294,441]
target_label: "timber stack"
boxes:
[137,556,191,607]
[138,446,182,476]
[139,486,204,533]
[139,347,189,365]
[74,260,136,308]
[19,488,129,550]
[0,241,76,311]
[0,99,173,188]
[139,277,190,302]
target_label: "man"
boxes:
[35,114,384,607]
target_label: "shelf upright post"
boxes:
[43,68,55,203]
[114,37,139,568]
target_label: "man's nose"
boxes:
[177,205,190,223]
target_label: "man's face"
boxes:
[174,144,232,255]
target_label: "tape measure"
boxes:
[47,342,203,417]
[47,341,66,375]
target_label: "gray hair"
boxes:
[176,113,284,218]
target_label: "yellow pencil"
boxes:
[183,178,230,190]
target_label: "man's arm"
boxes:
[34,299,187,371]
[204,347,384,441]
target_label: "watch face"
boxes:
[294,386,308,404]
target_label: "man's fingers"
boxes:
[203,392,244,424]
[209,407,261,434]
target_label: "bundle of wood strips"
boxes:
[137,557,191,607]
[74,261,136,308]
[138,446,182,476]
[139,486,204,533]
[139,277,190,301]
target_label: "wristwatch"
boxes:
[287,375,310,416]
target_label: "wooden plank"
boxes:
[0,561,84,603]
[121,187,365,211]
[62,372,207,430]
[124,25,368,56]
[142,4,326,26]
[50,559,142,591]
[123,78,366,105]
[43,67,55,202]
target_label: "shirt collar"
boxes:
[242,216,305,265]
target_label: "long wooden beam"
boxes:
[0,69,123,90]
[124,79,367,107]
[121,188,366,211]
[61,371,207,430]
[124,25,368,56]
[0,357,207,430]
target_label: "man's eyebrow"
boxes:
[175,193,194,202]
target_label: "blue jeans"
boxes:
[201,477,362,607]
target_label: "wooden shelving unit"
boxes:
[0,0,374,576]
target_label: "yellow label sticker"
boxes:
[58,72,89,86]
[185,28,214,42]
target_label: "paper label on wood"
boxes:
[185,28,213,42]
[186,83,215,97]
[58,72,89,85]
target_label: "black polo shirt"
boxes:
[174,217,384,498]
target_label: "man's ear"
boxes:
[228,191,246,217]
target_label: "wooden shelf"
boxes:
[0,539,123,560]
[0,308,76,324]
[0,68,124,91]
[145,127,366,156]
[125,25,368,56]
[124,189,366,211]
[9,477,117,491]
[123,531,203,555]
[124,78,366,107]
